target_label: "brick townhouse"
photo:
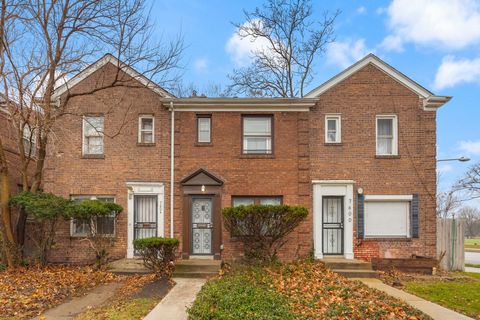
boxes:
[42,53,450,263]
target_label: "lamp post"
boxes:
[437,156,470,162]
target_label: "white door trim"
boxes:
[126,182,164,258]
[312,180,354,260]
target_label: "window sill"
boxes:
[324,142,343,146]
[195,142,213,147]
[137,142,156,147]
[375,155,401,159]
[362,237,411,242]
[240,154,275,159]
[82,154,105,159]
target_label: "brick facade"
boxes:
[42,57,441,264]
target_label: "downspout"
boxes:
[170,101,175,238]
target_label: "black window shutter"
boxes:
[411,193,419,238]
[357,194,364,239]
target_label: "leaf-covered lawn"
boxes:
[189,260,430,320]
[0,265,116,319]
[403,272,480,319]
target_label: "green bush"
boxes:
[188,273,295,320]
[133,237,179,278]
[65,200,123,219]
[222,204,308,263]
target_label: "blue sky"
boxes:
[150,0,480,193]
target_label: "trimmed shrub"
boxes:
[133,237,179,278]
[222,204,308,263]
[188,272,295,320]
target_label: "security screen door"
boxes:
[322,196,344,255]
[191,197,213,255]
[134,195,158,253]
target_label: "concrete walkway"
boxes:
[358,278,473,320]
[144,278,206,320]
[36,282,122,320]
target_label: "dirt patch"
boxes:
[132,277,173,300]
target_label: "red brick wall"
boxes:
[309,64,437,260]
[43,63,171,264]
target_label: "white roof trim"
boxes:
[52,54,174,99]
[306,54,434,98]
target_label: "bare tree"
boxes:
[456,162,480,200]
[228,0,339,97]
[171,81,229,98]
[458,206,480,238]
[0,0,184,266]
[437,189,461,219]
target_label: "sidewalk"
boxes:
[144,278,206,320]
[358,278,473,320]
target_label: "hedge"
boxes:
[133,237,179,278]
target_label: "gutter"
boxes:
[169,101,174,238]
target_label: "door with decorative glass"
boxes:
[322,196,344,255]
[191,197,213,255]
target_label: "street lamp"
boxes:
[437,156,471,162]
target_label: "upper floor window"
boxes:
[242,116,272,154]
[325,114,341,143]
[197,115,211,143]
[376,115,398,156]
[71,196,116,237]
[138,115,154,143]
[22,124,37,157]
[83,116,104,155]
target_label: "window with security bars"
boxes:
[242,116,272,154]
[70,196,116,236]
[83,116,104,155]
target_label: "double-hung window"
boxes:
[242,116,272,154]
[22,123,37,157]
[138,115,154,143]
[325,114,341,143]
[83,116,104,155]
[197,115,211,143]
[71,196,116,237]
[376,115,398,155]
[364,195,411,238]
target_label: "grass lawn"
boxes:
[403,272,480,319]
[188,260,429,320]
[465,237,480,249]
[75,297,158,320]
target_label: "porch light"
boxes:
[357,187,364,195]
[201,185,206,192]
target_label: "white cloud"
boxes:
[376,7,386,15]
[433,55,480,90]
[193,58,208,73]
[357,6,367,14]
[459,140,480,155]
[326,39,372,68]
[379,35,404,52]
[437,164,454,174]
[383,0,480,51]
[225,20,272,67]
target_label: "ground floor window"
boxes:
[232,196,282,207]
[364,196,410,238]
[70,196,116,237]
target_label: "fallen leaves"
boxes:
[0,265,116,319]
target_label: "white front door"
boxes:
[126,182,164,258]
[313,180,354,259]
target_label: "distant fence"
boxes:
[437,218,465,271]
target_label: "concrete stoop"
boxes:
[173,259,221,278]
[322,258,378,278]
[108,258,221,278]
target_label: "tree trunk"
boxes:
[0,170,15,267]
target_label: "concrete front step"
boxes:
[174,259,221,279]
[332,269,378,278]
[108,258,151,275]
[323,261,373,270]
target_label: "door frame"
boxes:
[312,180,354,259]
[321,196,344,255]
[189,196,214,256]
[126,182,164,258]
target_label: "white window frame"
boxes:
[325,114,341,143]
[376,114,398,156]
[22,123,37,158]
[138,114,155,143]
[242,115,273,154]
[70,195,116,237]
[364,195,412,238]
[82,115,104,155]
[197,115,212,143]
